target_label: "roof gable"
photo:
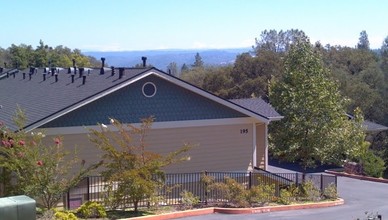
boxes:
[41,74,247,127]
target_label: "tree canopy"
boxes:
[0,40,100,69]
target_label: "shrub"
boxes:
[76,201,107,218]
[277,184,299,205]
[322,183,338,200]
[54,210,78,220]
[362,151,386,178]
[247,177,276,206]
[180,190,200,210]
[278,188,293,205]
[298,180,321,202]
[210,176,249,207]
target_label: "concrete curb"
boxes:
[126,199,344,220]
[325,170,388,184]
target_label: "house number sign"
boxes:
[240,129,248,134]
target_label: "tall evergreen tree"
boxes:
[192,52,204,68]
[357,30,370,50]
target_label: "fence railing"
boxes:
[65,171,337,210]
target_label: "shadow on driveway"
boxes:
[268,158,341,173]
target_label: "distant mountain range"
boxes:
[83,48,251,71]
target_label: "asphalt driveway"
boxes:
[178,167,388,219]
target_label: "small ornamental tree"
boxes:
[89,117,191,212]
[0,109,101,209]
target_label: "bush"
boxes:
[247,177,276,206]
[278,188,293,205]
[76,201,107,218]
[322,183,338,200]
[54,210,78,220]
[298,180,321,202]
[362,151,386,178]
[180,190,200,210]
[210,176,249,207]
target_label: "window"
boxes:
[142,82,157,97]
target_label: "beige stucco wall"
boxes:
[44,122,267,174]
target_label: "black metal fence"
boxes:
[65,171,337,210]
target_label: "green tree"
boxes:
[192,52,204,68]
[7,44,34,68]
[89,117,191,212]
[0,109,100,209]
[180,63,189,74]
[180,66,208,88]
[269,41,368,168]
[167,62,178,76]
[381,36,388,77]
[254,29,308,54]
[357,30,370,50]
[34,40,49,67]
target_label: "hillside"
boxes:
[83,48,250,70]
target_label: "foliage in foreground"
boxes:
[89,117,191,212]
[0,109,101,209]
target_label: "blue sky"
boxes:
[0,0,387,51]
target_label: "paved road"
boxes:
[178,175,388,220]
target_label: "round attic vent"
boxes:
[142,82,157,97]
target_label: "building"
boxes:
[0,58,282,173]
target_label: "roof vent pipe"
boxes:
[79,68,84,78]
[55,74,58,82]
[82,75,86,85]
[23,72,26,79]
[111,66,115,76]
[71,75,74,83]
[13,72,16,78]
[6,72,9,78]
[72,59,77,76]
[100,57,105,75]
[141,57,147,67]
[119,68,124,79]
[29,73,32,80]
[0,67,3,73]
[43,73,46,81]
[4,62,6,68]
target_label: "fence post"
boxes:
[86,176,90,202]
[204,171,208,205]
[320,174,324,192]
[248,172,252,189]
[66,190,70,210]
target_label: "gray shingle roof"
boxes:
[0,67,149,131]
[363,120,388,132]
[346,114,388,132]
[229,98,283,120]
